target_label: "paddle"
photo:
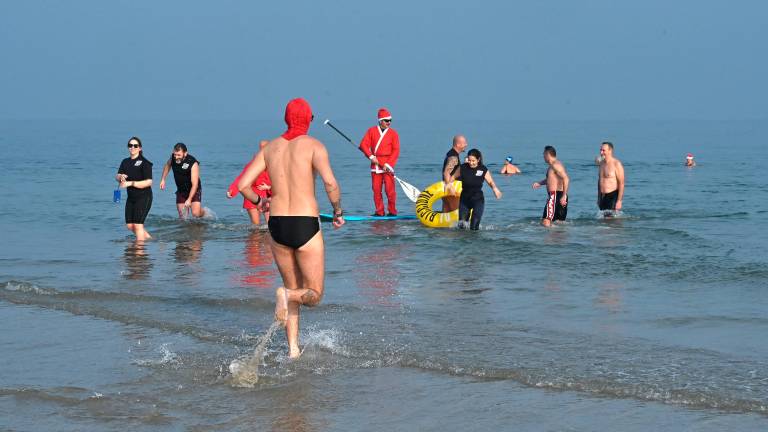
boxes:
[324,119,421,202]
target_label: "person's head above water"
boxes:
[452,135,468,153]
[505,155,514,164]
[467,148,483,167]
[282,98,313,140]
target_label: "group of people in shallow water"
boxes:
[436,134,630,229]
[113,98,698,357]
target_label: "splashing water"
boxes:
[229,321,281,387]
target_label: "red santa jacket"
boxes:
[359,126,400,173]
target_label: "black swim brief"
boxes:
[543,191,567,221]
[599,190,619,211]
[268,216,320,249]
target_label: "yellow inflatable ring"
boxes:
[415,181,462,228]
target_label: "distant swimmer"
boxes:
[237,98,344,359]
[532,145,569,227]
[116,136,153,241]
[159,143,204,219]
[441,135,468,212]
[597,141,625,215]
[359,108,400,216]
[685,153,696,167]
[500,155,521,175]
[448,148,502,230]
[227,140,272,225]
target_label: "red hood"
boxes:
[281,98,313,140]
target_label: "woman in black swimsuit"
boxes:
[449,148,502,230]
[116,136,153,241]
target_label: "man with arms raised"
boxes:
[597,141,625,216]
[532,145,569,227]
[441,135,468,212]
[237,98,344,358]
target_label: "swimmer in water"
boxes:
[685,153,696,167]
[500,155,521,175]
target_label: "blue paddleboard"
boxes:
[319,213,417,222]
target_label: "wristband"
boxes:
[333,209,343,217]
[368,155,375,161]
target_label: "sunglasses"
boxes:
[382,119,392,123]
[128,144,141,148]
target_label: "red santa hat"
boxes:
[377,108,392,122]
[686,153,694,159]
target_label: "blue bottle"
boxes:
[113,188,121,203]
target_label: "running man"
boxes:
[159,143,204,218]
[237,98,345,358]
[359,108,400,216]
[597,141,625,215]
[532,145,569,227]
[441,135,468,212]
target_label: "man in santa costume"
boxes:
[359,108,400,216]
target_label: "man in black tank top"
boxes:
[441,135,468,212]
[160,143,205,219]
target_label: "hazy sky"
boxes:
[1,0,766,121]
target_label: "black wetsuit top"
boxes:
[170,154,201,194]
[442,148,460,180]
[118,155,153,199]
[453,162,488,202]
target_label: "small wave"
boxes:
[2,280,55,296]
[133,343,179,367]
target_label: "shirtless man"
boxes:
[441,135,467,212]
[597,141,625,216]
[532,146,569,227]
[237,98,345,358]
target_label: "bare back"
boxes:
[263,135,324,216]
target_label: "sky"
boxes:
[0,0,766,121]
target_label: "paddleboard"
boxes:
[319,213,417,222]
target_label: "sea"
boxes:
[1,118,766,431]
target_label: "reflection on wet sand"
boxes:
[239,230,275,288]
[594,281,624,314]
[174,239,203,264]
[123,242,152,280]
[354,221,402,306]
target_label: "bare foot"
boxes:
[288,346,301,359]
[275,287,288,326]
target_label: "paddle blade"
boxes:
[395,176,421,203]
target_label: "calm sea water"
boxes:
[1,119,767,431]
